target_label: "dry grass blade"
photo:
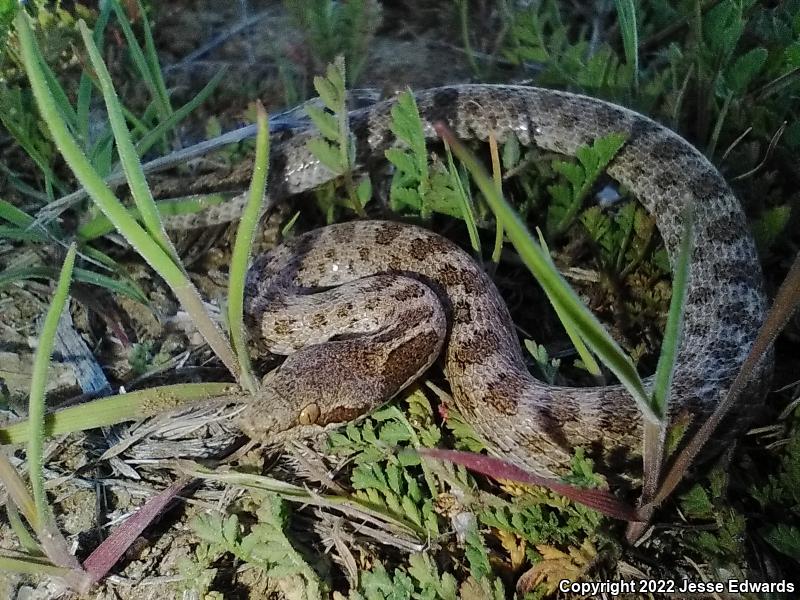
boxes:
[420,449,638,521]
[82,478,191,584]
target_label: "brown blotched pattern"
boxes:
[176,85,768,479]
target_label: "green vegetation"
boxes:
[0,0,798,598]
[281,0,382,95]
[0,0,225,304]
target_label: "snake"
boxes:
[164,85,769,479]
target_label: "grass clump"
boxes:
[281,0,382,94]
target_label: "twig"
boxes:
[732,121,786,181]
[163,10,273,74]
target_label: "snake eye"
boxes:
[298,403,321,425]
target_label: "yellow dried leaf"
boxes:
[516,539,598,595]
[495,529,527,569]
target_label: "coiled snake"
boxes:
[172,85,769,478]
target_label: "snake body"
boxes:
[186,85,767,478]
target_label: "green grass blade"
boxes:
[0,383,236,445]
[88,131,116,176]
[0,199,35,227]
[117,102,151,141]
[0,164,51,203]
[0,549,92,592]
[0,453,38,535]
[135,0,173,121]
[15,12,238,378]
[79,246,118,271]
[0,226,47,242]
[0,553,76,578]
[5,499,42,556]
[651,208,694,419]
[640,208,694,502]
[489,134,505,264]
[228,103,270,395]
[134,67,227,158]
[77,0,113,147]
[78,20,180,266]
[110,0,172,130]
[536,229,602,376]
[436,123,655,423]
[0,265,148,304]
[444,143,480,252]
[35,51,79,135]
[614,0,639,92]
[0,109,66,196]
[28,244,76,530]
[180,462,424,536]
[16,14,176,274]
[652,252,800,508]
[70,266,148,303]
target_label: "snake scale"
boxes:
[168,85,769,478]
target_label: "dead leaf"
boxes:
[516,538,598,595]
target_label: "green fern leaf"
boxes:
[307,138,344,174]
[305,104,340,140]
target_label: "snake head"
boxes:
[235,370,321,442]
[236,366,381,443]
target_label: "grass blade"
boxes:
[488,132,505,264]
[651,208,694,421]
[420,449,638,521]
[228,102,270,394]
[536,229,602,376]
[0,199,35,227]
[23,243,84,574]
[0,452,38,532]
[444,144,480,252]
[82,477,190,584]
[0,553,80,580]
[0,383,237,445]
[5,499,42,556]
[179,461,424,536]
[135,0,172,116]
[109,0,172,132]
[76,195,227,241]
[639,207,694,515]
[28,244,76,530]
[652,250,800,508]
[77,0,113,147]
[77,194,225,242]
[35,50,79,135]
[0,226,47,242]
[0,265,148,304]
[435,122,655,422]
[78,20,179,266]
[614,0,639,92]
[134,67,227,158]
[0,103,66,196]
